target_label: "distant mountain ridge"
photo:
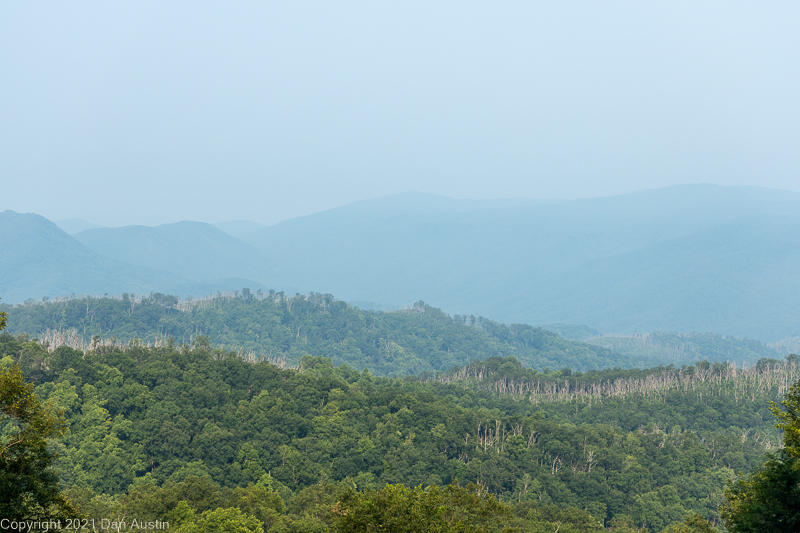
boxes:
[0,210,267,303]
[3,184,800,340]
[74,221,273,283]
[54,217,105,234]
[211,220,268,239]
[240,185,800,341]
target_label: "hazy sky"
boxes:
[3,2,799,227]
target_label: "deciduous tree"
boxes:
[721,379,800,532]
[0,306,80,519]
[332,482,510,533]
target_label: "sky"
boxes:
[2,1,799,227]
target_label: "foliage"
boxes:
[720,453,800,532]
[721,380,800,532]
[175,506,264,533]
[331,482,511,533]
[586,332,785,367]
[1,292,640,376]
[0,363,80,519]
[0,309,80,519]
[427,356,796,439]
[0,330,791,530]
[662,518,716,533]
[770,380,800,456]
[509,501,606,532]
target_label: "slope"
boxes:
[54,217,105,234]
[74,221,274,283]
[242,185,800,341]
[2,335,784,530]
[584,331,786,365]
[0,210,186,302]
[212,219,268,239]
[1,292,634,376]
[0,211,269,303]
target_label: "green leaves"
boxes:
[721,379,800,532]
[0,364,80,519]
[332,482,511,533]
[175,507,264,533]
[2,293,629,377]
[0,329,787,530]
[721,455,800,532]
[770,380,800,457]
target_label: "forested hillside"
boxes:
[240,185,800,341]
[6,185,800,341]
[583,332,789,366]
[1,292,636,376]
[427,356,797,440]
[2,332,795,531]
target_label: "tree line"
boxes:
[0,291,652,376]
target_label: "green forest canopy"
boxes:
[1,291,638,376]
[2,291,782,379]
[2,330,797,531]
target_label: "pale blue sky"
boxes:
[2,2,799,226]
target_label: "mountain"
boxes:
[539,323,601,341]
[74,221,274,284]
[211,220,268,239]
[54,217,105,234]
[0,210,183,302]
[241,185,800,341]
[0,211,268,302]
[584,331,787,365]
[6,185,800,340]
[1,293,630,376]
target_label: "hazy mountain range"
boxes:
[3,184,800,341]
[0,212,269,304]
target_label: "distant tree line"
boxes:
[1,291,633,376]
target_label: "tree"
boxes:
[332,482,510,533]
[660,513,719,533]
[0,298,6,331]
[0,310,80,519]
[720,379,800,532]
[175,507,263,533]
[770,378,800,457]
[0,302,78,519]
[226,484,285,531]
